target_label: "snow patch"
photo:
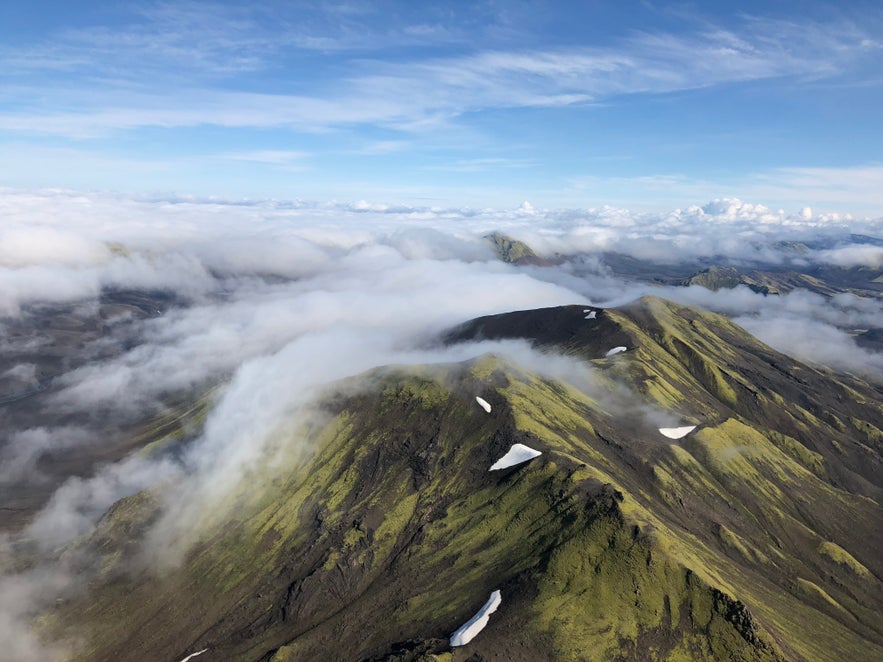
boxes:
[659,425,697,439]
[475,396,492,413]
[583,309,597,319]
[489,443,542,471]
[178,649,208,662]
[450,590,502,647]
[605,346,627,357]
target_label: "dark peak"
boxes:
[442,303,630,359]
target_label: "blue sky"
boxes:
[1,0,882,214]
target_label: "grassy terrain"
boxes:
[484,231,557,266]
[34,298,883,661]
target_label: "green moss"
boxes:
[45,339,883,662]
[660,445,731,502]
[268,643,301,661]
[469,355,503,381]
[372,491,419,559]
[531,519,780,661]
[716,524,769,565]
[603,302,746,412]
[796,578,849,614]
[501,371,601,460]
[687,267,743,291]
[485,231,538,263]
[690,421,773,481]
[532,523,664,656]
[382,374,451,411]
[640,370,689,408]
[850,418,883,444]
[818,542,871,579]
[766,431,826,478]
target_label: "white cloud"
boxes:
[425,157,538,172]
[353,140,411,155]
[746,165,883,208]
[0,265,101,317]
[0,14,876,139]
[0,427,93,485]
[25,452,183,551]
[0,228,110,268]
[221,150,310,165]
[735,308,883,377]
[562,169,883,218]
[813,245,883,268]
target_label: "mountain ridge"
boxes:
[26,297,883,661]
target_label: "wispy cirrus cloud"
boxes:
[2,3,271,78]
[0,93,407,139]
[351,140,412,155]
[1,4,882,214]
[0,1,498,82]
[747,165,883,206]
[0,11,877,139]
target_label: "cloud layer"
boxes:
[0,187,880,659]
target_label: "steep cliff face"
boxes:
[40,299,883,661]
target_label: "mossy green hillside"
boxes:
[485,231,542,265]
[449,298,883,511]
[45,359,796,662]
[818,541,872,578]
[40,296,883,662]
[448,300,883,659]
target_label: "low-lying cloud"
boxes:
[0,187,880,659]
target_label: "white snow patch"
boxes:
[583,309,597,319]
[658,425,697,439]
[489,443,542,471]
[475,396,492,413]
[178,649,208,662]
[605,346,627,357]
[450,590,502,647]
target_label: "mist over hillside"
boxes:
[0,189,881,660]
[3,1,883,658]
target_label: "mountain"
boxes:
[563,251,883,299]
[482,232,882,298]
[678,265,883,298]
[29,298,883,661]
[485,232,558,267]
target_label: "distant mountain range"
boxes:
[485,231,883,352]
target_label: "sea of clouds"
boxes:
[0,187,881,659]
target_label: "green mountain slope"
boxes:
[485,232,557,267]
[37,298,883,661]
[679,265,883,297]
[588,250,883,299]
